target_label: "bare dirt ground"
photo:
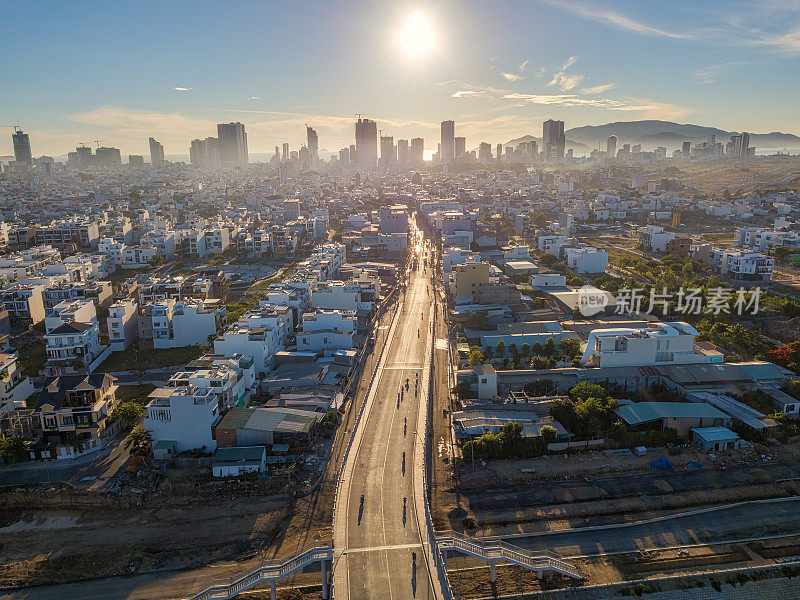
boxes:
[677,157,800,195]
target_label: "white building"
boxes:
[0,353,34,414]
[297,310,356,353]
[638,225,675,253]
[563,246,608,274]
[214,320,282,375]
[712,249,774,282]
[122,245,157,267]
[144,385,220,452]
[166,353,256,409]
[580,322,714,368]
[44,299,97,333]
[44,321,105,376]
[149,299,226,349]
[310,280,378,313]
[537,234,568,255]
[107,299,138,351]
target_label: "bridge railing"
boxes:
[185,542,333,600]
[435,531,582,580]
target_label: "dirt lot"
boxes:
[444,440,800,535]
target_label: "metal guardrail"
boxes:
[185,542,333,600]
[435,531,582,580]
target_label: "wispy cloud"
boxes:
[581,82,616,94]
[519,60,529,72]
[173,87,193,92]
[501,72,523,81]
[694,60,755,84]
[535,0,693,39]
[547,55,583,91]
[248,96,261,100]
[451,90,484,98]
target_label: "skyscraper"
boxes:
[440,120,455,163]
[454,136,466,159]
[478,142,492,161]
[306,126,319,163]
[95,147,121,166]
[339,147,350,167]
[410,138,424,164]
[496,144,502,162]
[189,137,220,169]
[217,122,248,167]
[11,128,32,166]
[148,137,165,166]
[282,143,289,161]
[682,141,691,157]
[355,118,378,169]
[380,135,395,168]
[349,144,357,165]
[542,119,565,161]
[607,135,618,158]
[397,139,409,166]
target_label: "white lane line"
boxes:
[346,543,423,554]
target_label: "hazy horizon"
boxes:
[2,0,800,157]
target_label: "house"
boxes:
[44,321,106,376]
[453,262,491,300]
[212,446,267,477]
[296,310,356,353]
[580,322,712,368]
[34,373,118,458]
[562,246,608,274]
[614,401,731,436]
[0,283,46,326]
[44,299,96,333]
[474,364,497,400]
[530,273,567,290]
[214,320,282,375]
[107,299,138,351]
[0,353,34,414]
[144,385,220,452]
[638,225,675,252]
[692,426,740,451]
[166,354,256,409]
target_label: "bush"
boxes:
[462,422,547,460]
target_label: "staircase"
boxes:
[185,542,333,600]
[436,531,582,580]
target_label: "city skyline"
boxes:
[2,1,800,157]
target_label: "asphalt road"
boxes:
[333,240,437,599]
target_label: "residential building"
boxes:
[35,373,118,458]
[144,385,220,452]
[0,353,34,414]
[296,310,356,353]
[107,299,138,351]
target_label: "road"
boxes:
[333,232,439,600]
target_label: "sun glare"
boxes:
[397,10,435,58]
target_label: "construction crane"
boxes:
[92,139,106,149]
[2,123,22,134]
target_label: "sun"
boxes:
[397,10,435,58]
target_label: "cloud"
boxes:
[535,0,693,39]
[581,82,616,94]
[173,87,193,92]
[248,96,261,100]
[547,55,583,91]
[501,72,523,81]
[451,90,484,98]
[519,60,529,72]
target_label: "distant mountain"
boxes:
[565,120,800,151]
[506,120,800,153]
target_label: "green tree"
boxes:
[468,346,485,366]
[521,343,531,357]
[111,401,145,431]
[543,337,557,357]
[540,253,558,267]
[558,338,581,358]
[540,425,558,445]
[569,382,610,403]
[496,339,505,357]
[0,436,27,462]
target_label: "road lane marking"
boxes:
[346,543,423,554]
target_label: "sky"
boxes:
[1,0,800,157]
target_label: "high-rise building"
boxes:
[11,128,32,166]
[440,120,455,163]
[380,135,395,168]
[339,147,350,167]
[496,144,502,162]
[410,138,424,164]
[355,118,378,169]
[543,120,565,161]
[730,132,751,158]
[128,155,144,166]
[681,141,691,157]
[306,126,319,163]
[478,142,492,161]
[606,135,618,158]
[217,122,248,167]
[349,144,357,165]
[454,136,466,159]
[95,147,121,166]
[282,143,289,161]
[189,137,220,169]
[397,139,409,165]
[68,145,93,168]
[148,137,165,166]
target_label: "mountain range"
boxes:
[506,120,800,152]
